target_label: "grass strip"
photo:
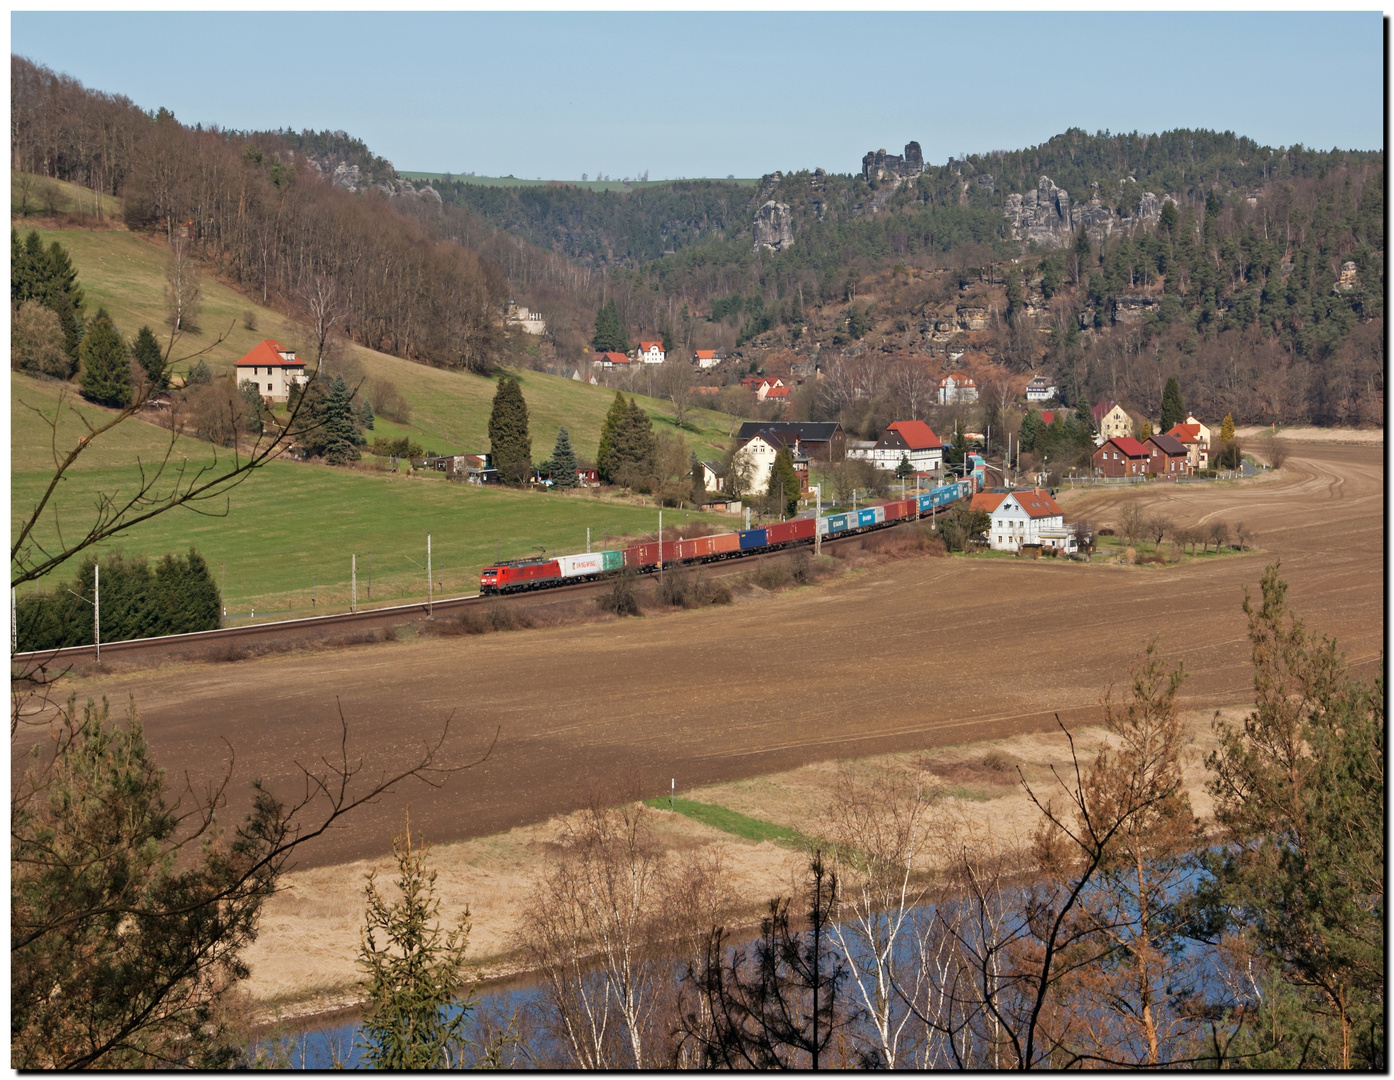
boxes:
[645,797,807,846]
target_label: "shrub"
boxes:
[596,569,640,617]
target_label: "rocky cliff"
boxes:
[753,200,794,253]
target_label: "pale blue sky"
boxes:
[11,12,1384,179]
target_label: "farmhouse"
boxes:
[978,488,1070,553]
[591,351,631,369]
[693,349,725,369]
[734,421,845,462]
[635,340,665,364]
[1025,375,1058,402]
[938,372,978,405]
[1093,436,1151,477]
[1145,433,1189,476]
[1091,401,1133,444]
[1166,414,1212,470]
[849,419,944,473]
[234,339,308,402]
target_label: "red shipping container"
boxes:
[765,518,816,546]
[629,541,678,568]
[711,532,741,555]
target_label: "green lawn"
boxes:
[11,379,735,617]
[644,797,808,846]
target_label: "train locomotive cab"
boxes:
[479,566,502,595]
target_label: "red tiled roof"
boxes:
[1040,411,1056,426]
[941,372,976,386]
[1091,400,1119,424]
[1167,423,1201,443]
[765,385,791,399]
[970,492,1007,513]
[1010,489,1062,519]
[886,419,942,450]
[1102,436,1149,457]
[638,340,664,351]
[694,350,718,359]
[235,339,303,368]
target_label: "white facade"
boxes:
[507,304,547,335]
[235,349,307,402]
[938,373,978,405]
[694,350,723,369]
[636,342,666,364]
[987,491,1068,552]
[1025,376,1057,402]
[733,434,786,494]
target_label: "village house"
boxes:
[974,488,1072,553]
[1093,436,1151,477]
[1091,400,1134,444]
[1166,414,1212,471]
[504,300,546,335]
[591,351,632,369]
[234,339,308,402]
[1025,375,1058,402]
[732,429,810,495]
[734,421,845,462]
[693,349,726,369]
[848,419,944,473]
[938,372,978,405]
[635,340,665,364]
[1144,433,1189,476]
[700,460,725,493]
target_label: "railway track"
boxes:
[10,526,896,669]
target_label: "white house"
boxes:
[974,488,1072,553]
[938,372,978,405]
[693,349,725,369]
[234,339,308,403]
[505,301,547,335]
[1025,375,1058,402]
[850,419,944,473]
[733,429,805,495]
[591,351,631,369]
[1091,401,1133,445]
[635,340,666,364]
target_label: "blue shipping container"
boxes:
[738,528,768,551]
[857,507,882,528]
[826,513,850,533]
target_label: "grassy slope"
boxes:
[16,213,739,462]
[13,371,729,614]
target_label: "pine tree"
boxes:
[487,375,532,484]
[322,376,364,465]
[596,391,628,483]
[592,300,629,353]
[77,308,132,408]
[1161,377,1186,433]
[357,817,473,1070]
[1139,419,1153,440]
[1220,413,1235,442]
[768,447,801,517]
[1018,410,1043,452]
[607,397,657,490]
[130,326,167,391]
[550,426,578,488]
[690,450,705,505]
[1075,391,1093,431]
[895,453,913,481]
[12,230,83,366]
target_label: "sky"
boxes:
[10,11,1385,180]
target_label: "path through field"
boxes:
[34,443,1383,869]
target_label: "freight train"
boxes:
[478,479,976,596]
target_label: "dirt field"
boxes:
[27,443,1382,866]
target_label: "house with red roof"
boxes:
[937,372,978,405]
[1093,436,1151,477]
[1165,413,1211,471]
[855,419,944,473]
[234,339,308,402]
[981,488,1071,553]
[693,348,725,369]
[591,351,632,369]
[1090,400,1133,444]
[635,340,665,364]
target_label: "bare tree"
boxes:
[301,274,348,367]
[658,355,696,430]
[1208,520,1231,553]
[165,230,202,334]
[1233,521,1250,551]
[1117,500,1146,546]
[1145,513,1172,550]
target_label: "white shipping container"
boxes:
[556,552,605,579]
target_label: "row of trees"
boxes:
[15,548,222,651]
[324,565,1380,1069]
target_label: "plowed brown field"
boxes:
[35,442,1383,869]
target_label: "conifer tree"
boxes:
[1220,413,1235,442]
[357,818,473,1070]
[322,376,364,465]
[607,397,657,490]
[596,391,628,483]
[550,427,578,488]
[592,300,629,353]
[77,308,131,408]
[487,374,532,484]
[1161,377,1186,433]
[1018,410,1043,452]
[690,450,705,505]
[12,229,83,365]
[768,447,801,517]
[130,326,167,391]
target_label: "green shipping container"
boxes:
[601,550,624,572]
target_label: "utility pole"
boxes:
[427,533,433,618]
[814,485,822,556]
[352,554,357,613]
[93,563,99,663]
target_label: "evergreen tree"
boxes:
[592,300,629,353]
[596,391,628,483]
[185,358,212,387]
[12,229,83,366]
[356,397,375,430]
[607,397,657,490]
[131,326,167,391]
[1139,419,1153,440]
[357,819,473,1070]
[1075,391,1093,431]
[1161,377,1186,433]
[895,453,913,481]
[550,426,578,488]
[690,450,705,505]
[1018,410,1043,452]
[322,376,365,465]
[767,447,801,518]
[487,375,532,484]
[77,308,132,408]
[1220,413,1236,442]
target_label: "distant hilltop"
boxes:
[862,141,924,183]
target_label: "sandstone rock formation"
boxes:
[753,200,794,253]
[1333,260,1359,293]
[861,141,923,183]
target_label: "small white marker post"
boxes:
[671,777,675,810]
[352,554,357,613]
